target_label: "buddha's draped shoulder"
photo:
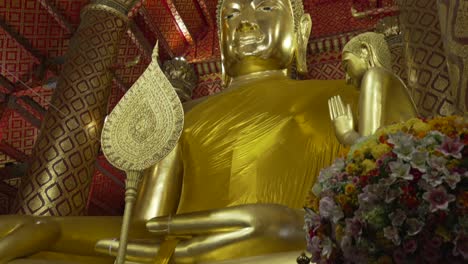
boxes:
[177,77,358,214]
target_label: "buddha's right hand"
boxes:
[328,95,359,145]
[96,204,305,263]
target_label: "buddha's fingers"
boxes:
[95,238,161,262]
[337,95,346,116]
[346,104,353,118]
[333,96,342,117]
[331,97,339,119]
[96,229,254,262]
[147,208,250,236]
[175,228,254,259]
[328,98,335,120]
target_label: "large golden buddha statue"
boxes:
[0,0,359,263]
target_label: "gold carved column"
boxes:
[398,0,455,117]
[437,0,468,113]
[12,1,138,215]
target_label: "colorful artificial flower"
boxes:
[305,116,467,263]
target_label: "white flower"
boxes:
[389,161,413,180]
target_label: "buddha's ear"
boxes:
[220,59,231,88]
[296,14,312,74]
[360,42,375,68]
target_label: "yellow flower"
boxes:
[307,193,320,212]
[436,226,451,242]
[336,194,349,205]
[346,163,361,175]
[344,184,356,195]
[362,159,377,173]
[335,224,344,242]
[353,150,365,161]
[412,120,431,134]
[376,122,407,136]
[376,256,393,264]
[371,144,391,160]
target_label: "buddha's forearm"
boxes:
[335,129,360,146]
[133,144,183,223]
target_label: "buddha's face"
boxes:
[220,0,296,77]
[342,52,368,88]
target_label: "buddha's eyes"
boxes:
[257,5,277,12]
[225,10,240,20]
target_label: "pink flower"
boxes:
[403,239,417,254]
[453,233,468,260]
[345,217,363,238]
[319,196,343,223]
[384,226,401,245]
[445,172,461,189]
[438,136,464,159]
[390,209,407,227]
[422,186,455,212]
[405,218,424,236]
[423,245,441,263]
[392,248,406,264]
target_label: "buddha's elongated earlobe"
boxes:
[296,14,312,74]
[360,42,375,68]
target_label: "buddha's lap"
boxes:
[8,250,303,264]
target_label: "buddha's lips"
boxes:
[236,32,264,45]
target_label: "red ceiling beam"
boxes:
[0,75,16,93]
[161,0,194,46]
[18,96,47,117]
[0,162,28,181]
[0,180,17,198]
[193,0,212,28]
[0,17,44,64]
[127,22,153,62]
[139,6,174,58]
[0,140,29,163]
[94,159,125,188]
[38,0,76,35]
[111,73,130,92]
[6,96,41,128]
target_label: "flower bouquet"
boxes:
[305,116,468,263]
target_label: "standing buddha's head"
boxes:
[342,32,392,87]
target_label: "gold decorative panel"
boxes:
[398,0,455,117]
[12,7,128,216]
[437,0,468,113]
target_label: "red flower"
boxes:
[406,197,419,209]
[359,175,370,187]
[368,169,380,177]
[410,168,423,182]
[435,211,447,224]
[309,229,316,239]
[401,184,416,195]
[379,135,388,144]
[462,134,468,145]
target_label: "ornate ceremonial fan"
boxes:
[101,44,184,264]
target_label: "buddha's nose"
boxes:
[236,21,259,33]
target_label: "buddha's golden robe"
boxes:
[177,76,358,213]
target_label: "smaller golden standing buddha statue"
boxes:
[328,32,418,145]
